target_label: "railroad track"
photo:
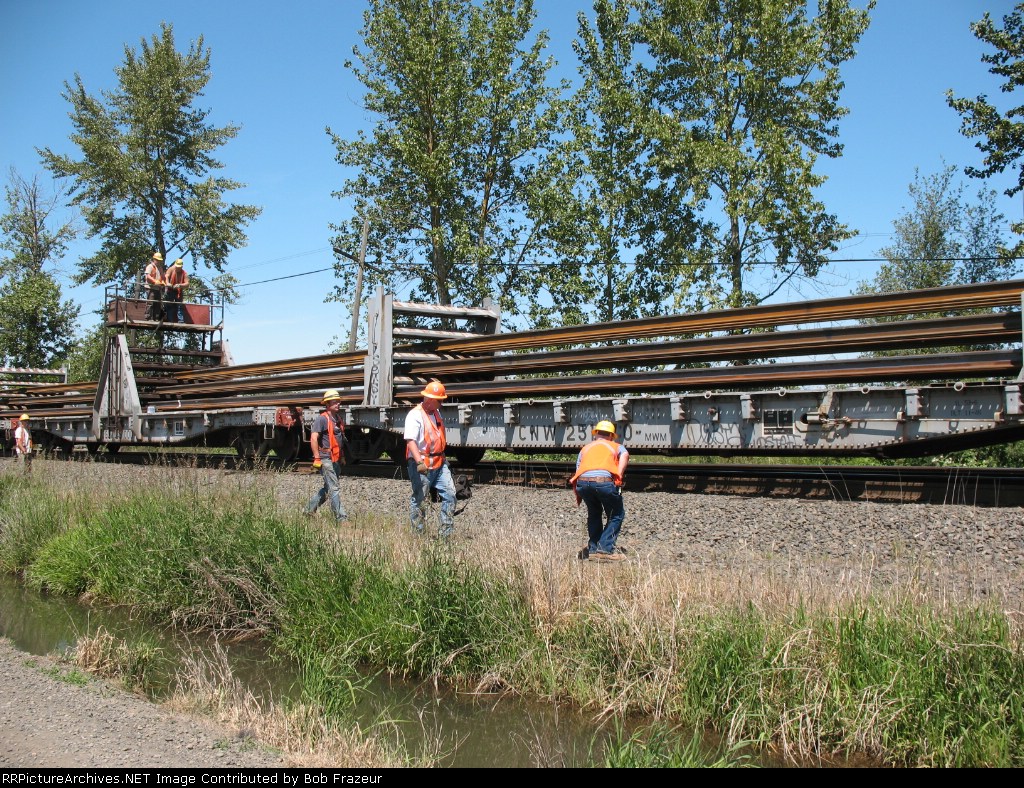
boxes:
[50,450,1024,508]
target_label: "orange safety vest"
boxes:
[570,439,623,487]
[165,266,188,296]
[406,404,446,469]
[145,262,164,287]
[320,411,344,463]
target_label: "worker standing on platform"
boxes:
[404,380,457,537]
[143,251,165,321]
[570,420,629,561]
[305,389,351,525]
[14,413,32,474]
[164,259,190,324]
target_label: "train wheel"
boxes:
[452,447,487,466]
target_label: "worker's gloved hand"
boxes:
[416,461,428,475]
[312,460,322,472]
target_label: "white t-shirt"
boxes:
[403,406,443,454]
[14,424,31,455]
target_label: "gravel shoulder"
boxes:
[0,637,285,768]
[3,459,1023,767]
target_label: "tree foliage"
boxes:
[531,0,696,326]
[947,2,1024,253]
[329,0,562,321]
[856,165,1018,349]
[38,23,260,287]
[63,323,108,383]
[635,0,872,311]
[0,170,80,368]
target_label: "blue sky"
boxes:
[0,0,1020,365]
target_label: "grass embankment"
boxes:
[1,466,1021,767]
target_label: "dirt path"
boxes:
[0,638,285,768]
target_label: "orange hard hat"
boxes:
[420,380,447,400]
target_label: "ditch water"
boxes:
[0,573,661,767]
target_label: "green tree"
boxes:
[531,0,696,327]
[635,0,872,311]
[856,165,1018,347]
[39,23,260,288]
[0,170,80,368]
[329,0,563,320]
[64,324,107,383]
[947,2,1024,254]
[0,271,79,368]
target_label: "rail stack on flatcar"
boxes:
[2,279,1022,463]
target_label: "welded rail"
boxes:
[435,278,1024,353]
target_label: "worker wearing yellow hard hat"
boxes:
[404,379,457,536]
[164,258,190,324]
[305,388,351,525]
[569,419,629,561]
[14,413,33,474]
[144,251,166,321]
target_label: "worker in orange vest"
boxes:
[164,258,190,324]
[305,389,351,525]
[143,251,165,321]
[404,380,457,536]
[569,420,629,561]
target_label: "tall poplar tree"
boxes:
[533,0,697,326]
[636,0,872,311]
[947,2,1024,257]
[39,23,260,287]
[329,0,562,316]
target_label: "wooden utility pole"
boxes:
[348,219,370,352]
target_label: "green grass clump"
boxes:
[601,723,753,768]
[0,475,85,573]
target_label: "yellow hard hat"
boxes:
[173,258,184,267]
[152,252,163,261]
[19,413,30,421]
[421,380,447,399]
[593,420,616,436]
[322,389,342,403]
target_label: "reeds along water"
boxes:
[1,463,1022,767]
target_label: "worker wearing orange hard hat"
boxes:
[403,380,457,536]
[305,389,351,525]
[569,420,629,561]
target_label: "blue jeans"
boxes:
[165,293,184,323]
[577,479,625,554]
[306,459,348,521]
[408,458,456,537]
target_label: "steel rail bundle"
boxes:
[4,280,1022,415]
[4,278,1024,464]
[434,278,1024,354]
